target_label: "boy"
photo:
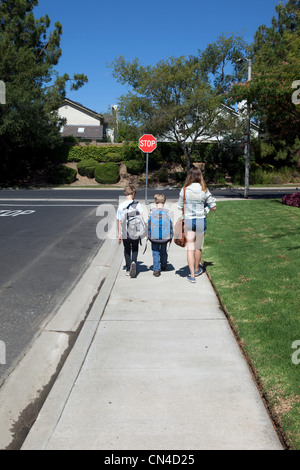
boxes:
[148,194,173,277]
[117,185,144,277]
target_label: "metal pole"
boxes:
[145,152,149,205]
[0,81,6,104]
[244,59,252,199]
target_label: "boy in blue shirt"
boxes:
[148,194,173,277]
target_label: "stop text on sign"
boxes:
[139,134,157,153]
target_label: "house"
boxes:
[58,98,107,143]
[159,103,259,144]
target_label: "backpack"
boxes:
[148,208,173,244]
[121,201,147,240]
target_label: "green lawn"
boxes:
[204,199,300,450]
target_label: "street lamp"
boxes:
[236,58,252,199]
[111,105,119,143]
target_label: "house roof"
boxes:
[61,125,103,140]
[221,103,259,131]
[60,98,103,121]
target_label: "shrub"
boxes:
[104,152,123,162]
[176,171,186,183]
[67,145,124,163]
[46,165,77,185]
[249,166,300,185]
[94,163,120,184]
[77,159,99,178]
[158,168,168,183]
[124,160,145,175]
[123,142,142,161]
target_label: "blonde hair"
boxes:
[184,166,207,191]
[154,194,166,204]
[124,185,136,196]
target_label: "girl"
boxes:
[178,167,216,283]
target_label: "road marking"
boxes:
[0,209,36,217]
[0,198,116,202]
[0,204,113,207]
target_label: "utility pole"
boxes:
[0,81,6,104]
[237,58,252,199]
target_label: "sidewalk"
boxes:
[22,238,283,450]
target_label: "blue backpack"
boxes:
[148,209,173,244]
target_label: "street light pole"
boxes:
[237,58,252,199]
[0,80,6,104]
[244,59,252,199]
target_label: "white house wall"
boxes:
[58,105,100,126]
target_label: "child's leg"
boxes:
[151,243,160,271]
[131,239,139,264]
[160,243,168,269]
[123,239,132,271]
[186,230,196,277]
[195,249,202,271]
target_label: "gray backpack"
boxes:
[121,201,146,240]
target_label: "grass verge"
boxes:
[204,199,300,450]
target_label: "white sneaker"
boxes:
[130,262,136,278]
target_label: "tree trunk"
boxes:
[185,147,192,173]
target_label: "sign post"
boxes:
[138,134,157,204]
[0,81,6,105]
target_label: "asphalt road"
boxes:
[0,186,297,386]
[0,191,112,386]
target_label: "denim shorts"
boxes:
[185,218,206,233]
[185,218,206,250]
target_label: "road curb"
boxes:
[21,241,123,450]
[0,238,121,450]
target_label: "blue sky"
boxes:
[35,0,280,114]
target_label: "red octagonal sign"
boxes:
[139,134,157,153]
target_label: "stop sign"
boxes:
[138,134,157,153]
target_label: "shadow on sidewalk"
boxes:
[175,260,214,278]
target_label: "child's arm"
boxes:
[117,219,122,243]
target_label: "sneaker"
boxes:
[187,274,196,283]
[130,262,136,278]
[161,265,167,271]
[195,266,205,276]
[153,271,161,277]
[125,271,130,276]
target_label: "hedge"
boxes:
[77,159,99,178]
[94,163,120,184]
[123,160,145,175]
[67,146,124,163]
[65,142,143,163]
[46,165,77,185]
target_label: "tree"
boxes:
[0,0,88,181]
[199,32,250,93]
[229,0,300,166]
[110,31,250,172]
[110,55,229,172]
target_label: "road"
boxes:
[0,190,116,386]
[0,186,297,386]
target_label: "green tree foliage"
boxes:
[110,55,227,171]
[199,32,250,93]
[0,0,88,181]
[229,0,300,166]
[110,33,248,172]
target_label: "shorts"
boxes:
[185,218,206,250]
